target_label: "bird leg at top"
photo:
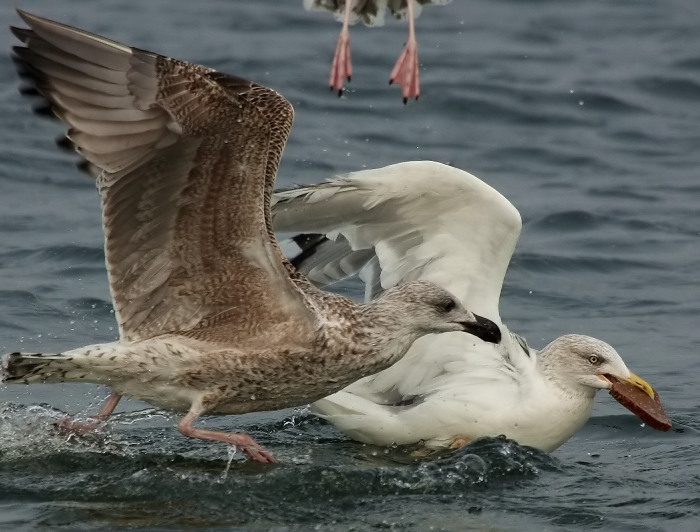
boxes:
[329,0,354,96]
[56,391,123,434]
[178,404,276,464]
[389,0,420,103]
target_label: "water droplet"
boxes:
[220,445,237,481]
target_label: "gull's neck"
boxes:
[298,287,421,379]
[358,304,426,366]
[536,347,599,401]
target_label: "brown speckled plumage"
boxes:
[3,11,500,462]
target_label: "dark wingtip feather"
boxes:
[18,85,40,97]
[77,160,101,178]
[2,352,41,382]
[56,135,74,150]
[290,233,329,269]
[10,25,32,44]
[32,103,54,117]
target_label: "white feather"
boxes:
[273,161,658,452]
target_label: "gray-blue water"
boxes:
[0,0,699,529]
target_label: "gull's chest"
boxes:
[512,380,595,451]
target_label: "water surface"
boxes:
[0,0,699,529]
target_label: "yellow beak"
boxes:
[603,371,655,399]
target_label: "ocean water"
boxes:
[0,0,699,530]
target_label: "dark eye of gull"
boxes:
[588,355,600,365]
[437,298,457,313]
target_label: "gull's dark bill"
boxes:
[465,314,501,344]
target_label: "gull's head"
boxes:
[539,334,654,398]
[373,280,501,344]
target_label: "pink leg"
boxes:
[450,436,473,450]
[389,0,420,104]
[57,392,123,434]
[178,407,276,464]
[95,392,123,420]
[329,0,353,96]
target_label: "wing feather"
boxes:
[14,11,310,342]
[273,160,521,321]
[274,161,529,436]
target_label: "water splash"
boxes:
[219,445,238,481]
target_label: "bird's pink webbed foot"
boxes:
[56,392,123,435]
[389,38,420,104]
[329,28,353,96]
[389,0,420,104]
[178,408,276,464]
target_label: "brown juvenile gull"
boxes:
[2,12,501,463]
[304,0,452,102]
[271,161,668,452]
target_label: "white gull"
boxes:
[272,160,660,452]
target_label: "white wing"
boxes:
[272,161,533,447]
[272,160,522,322]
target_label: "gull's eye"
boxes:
[437,299,457,313]
[588,355,600,365]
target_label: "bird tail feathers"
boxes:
[2,352,82,384]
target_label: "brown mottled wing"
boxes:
[12,11,312,342]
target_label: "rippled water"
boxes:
[0,0,699,529]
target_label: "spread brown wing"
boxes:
[12,11,312,343]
